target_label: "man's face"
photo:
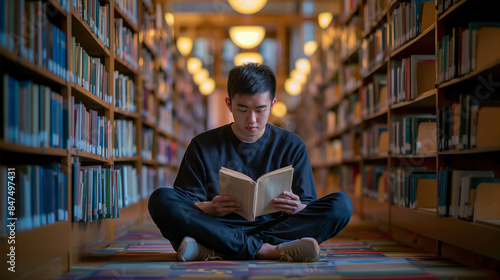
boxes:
[225,92,276,143]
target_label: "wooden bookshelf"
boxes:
[309,0,500,265]
[0,0,202,279]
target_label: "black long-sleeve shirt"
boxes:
[173,123,317,222]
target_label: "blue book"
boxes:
[12,77,19,143]
[93,169,98,220]
[55,165,62,222]
[73,160,79,222]
[58,93,62,148]
[50,93,56,147]
[41,166,49,226]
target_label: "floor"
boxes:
[59,216,500,279]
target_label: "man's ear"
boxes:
[270,98,277,109]
[225,97,232,112]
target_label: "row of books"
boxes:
[339,165,362,196]
[326,139,342,164]
[361,124,388,157]
[72,39,112,104]
[72,160,140,222]
[141,9,157,55]
[437,96,500,151]
[158,101,174,135]
[141,127,154,160]
[341,129,361,160]
[362,0,387,34]
[157,72,173,102]
[437,24,500,84]
[363,165,388,203]
[72,0,110,48]
[143,87,157,124]
[389,55,435,105]
[114,0,138,27]
[388,0,434,52]
[339,16,361,60]
[73,101,111,158]
[114,71,136,112]
[389,167,436,209]
[437,0,462,16]
[359,74,387,118]
[114,18,139,71]
[0,164,68,236]
[113,119,137,158]
[2,74,70,149]
[360,24,387,76]
[157,137,177,165]
[339,64,361,95]
[438,169,498,222]
[0,0,69,80]
[342,0,359,21]
[141,165,156,200]
[389,115,436,155]
[141,48,155,86]
[158,167,175,189]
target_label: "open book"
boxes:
[219,165,294,221]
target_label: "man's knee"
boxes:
[148,187,181,217]
[324,192,353,221]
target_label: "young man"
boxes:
[149,63,353,262]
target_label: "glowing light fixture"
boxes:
[304,41,318,56]
[187,57,202,74]
[234,52,263,66]
[193,68,209,85]
[318,12,333,29]
[295,58,311,75]
[228,0,268,15]
[291,69,306,85]
[272,101,287,118]
[200,78,216,95]
[229,26,266,49]
[176,37,192,56]
[285,78,302,96]
[165,13,174,26]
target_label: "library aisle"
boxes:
[57,215,498,279]
[1,0,500,279]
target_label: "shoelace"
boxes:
[278,245,303,262]
[204,250,223,261]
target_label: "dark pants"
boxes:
[148,187,353,260]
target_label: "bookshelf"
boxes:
[0,0,204,279]
[309,0,500,266]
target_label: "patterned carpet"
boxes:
[60,218,499,279]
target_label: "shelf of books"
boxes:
[434,0,500,262]
[314,0,500,265]
[0,0,201,278]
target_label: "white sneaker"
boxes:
[176,236,222,261]
[277,237,320,262]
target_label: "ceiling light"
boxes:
[304,41,318,56]
[193,68,209,85]
[291,69,306,85]
[187,57,202,74]
[272,101,287,118]
[285,78,302,96]
[318,12,333,29]
[229,26,266,49]
[234,52,263,66]
[176,37,192,56]
[295,58,311,74]
[200,78,215,95]
[228,0,268,15]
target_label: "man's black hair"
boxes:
[227,63,276,101]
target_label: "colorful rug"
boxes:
[60,219,499,279]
